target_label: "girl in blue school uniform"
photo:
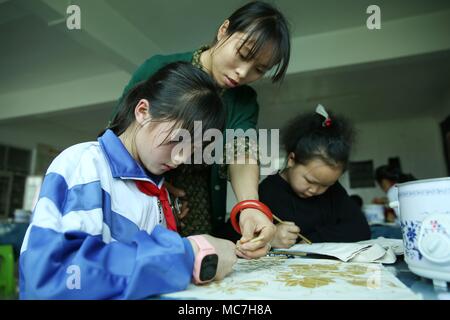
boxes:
[19,62,237,300]
[259,106,371,248]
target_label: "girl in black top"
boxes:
[259,106,371,248]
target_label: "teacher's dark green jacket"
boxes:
[111,51,259,230]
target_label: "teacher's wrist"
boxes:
[230,200,273,234]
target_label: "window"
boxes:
[348,160,375,188]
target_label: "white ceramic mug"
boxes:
[391,177,450,287]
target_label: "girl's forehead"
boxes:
[304,159,339,171]
[303,161,342,181]
[155,120,202,142]
[150,120,180,140]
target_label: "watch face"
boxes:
[200,254,219,282]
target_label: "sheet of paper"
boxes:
[162,257,420,300]
[272,238,404,264]
[358,237,404,255]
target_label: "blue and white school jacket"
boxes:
[19,129,195,299]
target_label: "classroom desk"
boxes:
[388,256,449,300]
[281,255,450,300]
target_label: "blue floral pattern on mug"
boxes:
[400,220,423,261]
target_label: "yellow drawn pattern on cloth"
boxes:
[190,257,403,294]
[275,263,380,289]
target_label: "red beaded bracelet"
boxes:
[229,200,274,234]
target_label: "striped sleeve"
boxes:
[19,143,195,300]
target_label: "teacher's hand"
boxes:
[235,208,276,259]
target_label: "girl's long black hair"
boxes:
[103,61,226,141]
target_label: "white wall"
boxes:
[341,116,448,204]
[0,121,91,151]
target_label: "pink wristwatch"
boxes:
[188,235,219,284]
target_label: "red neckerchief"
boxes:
[135,181,177,232]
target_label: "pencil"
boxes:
[272,214,312,245]
[236,235,265,250]
[249,235,265,243]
